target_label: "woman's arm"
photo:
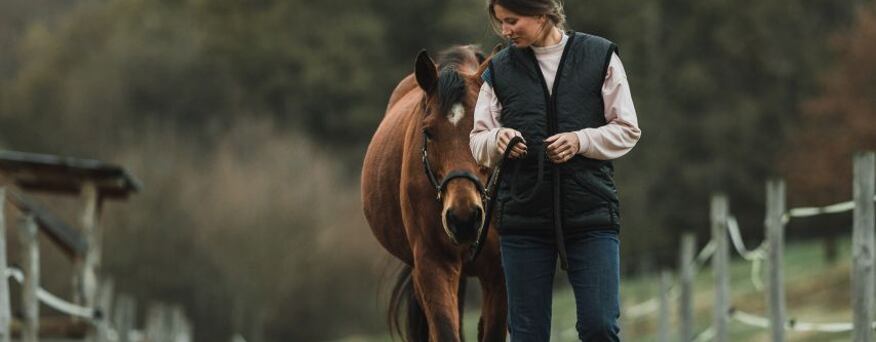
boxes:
[470,82,504,167]
[574,52,642,160]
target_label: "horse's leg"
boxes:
[393,265,428,342]
[458,277,467,342]
[477,269,507,342]
[412,259,463,342]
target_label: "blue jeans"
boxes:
[500,230,621,341]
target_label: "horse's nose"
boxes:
[445,206,484,244]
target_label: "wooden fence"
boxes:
[619,151,876,341]
[0,151,193,341]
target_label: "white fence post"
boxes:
[170,305,193,342]
[0,188,10,342]
[113,293,136,342]
[75,181,101,311]
[96,277,115,342]
[658,270,671,342]
[146,303,170,342]
[766,179,787,342]
[679,233,696,342]
[18,214,39,342]
[711,194,729,342]
[853,152,875,342]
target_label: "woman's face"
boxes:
[493,4,547,48]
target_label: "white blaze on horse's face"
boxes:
[448,103,465,126]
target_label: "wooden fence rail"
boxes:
[627,151,876,341]
[0,150,194,341]
[0,186,195,341]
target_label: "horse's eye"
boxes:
[423,129,434,140]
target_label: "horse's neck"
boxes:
[386,74,419,113]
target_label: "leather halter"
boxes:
[421,130,524,263]
[421,132,486,202]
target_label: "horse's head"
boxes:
[415,46,490,246]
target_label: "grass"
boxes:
[338,236,858,341]
[554,236,855,342]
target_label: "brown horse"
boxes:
[361,45,507,342]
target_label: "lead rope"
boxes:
[504,143,568,270]
[467,136,569,271]
[467,136,525,262]
[508,149,546,203]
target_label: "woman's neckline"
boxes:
[531,32,569,55]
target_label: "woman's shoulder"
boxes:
[568,32,618,57]
[569,31,615,46]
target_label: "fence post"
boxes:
[113,294,136,342]
[146,303,170,342]
[658,270,671,342]
[96,278,115,342]
[679,233,696,342]
[18,214,39,342]
[853,152,875,342]
[170,305,193,342]
[75,181,101,311]
[711,194,729,342]
[765,179,787,341]
[0,188,10,342]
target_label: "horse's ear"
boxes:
[475,58,491,86]
[474,43,504,86]
[415,50,438,95]
[490,42,504,57]
[475,51,486,64]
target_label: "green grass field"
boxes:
[602,236,854,342]
[338,236,857,341]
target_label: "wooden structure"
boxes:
[0,150,140,308]
[0,150,144,340]
[623,151,876,341]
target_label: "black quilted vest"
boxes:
[484,32,621,234]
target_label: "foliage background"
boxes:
[0,0,873,340]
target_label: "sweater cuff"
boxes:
[486,128,504,167]
[575,130,591,156]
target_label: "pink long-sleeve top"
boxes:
[470,33,641,168]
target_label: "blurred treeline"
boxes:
[0,0,874,341]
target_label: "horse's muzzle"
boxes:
[444,205,484,245]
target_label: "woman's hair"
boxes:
[487,0,568,36]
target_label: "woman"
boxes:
[469,0,641,340]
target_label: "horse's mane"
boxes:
[386,45,484,114]
[436,45,485,73]
[433,45,484,115]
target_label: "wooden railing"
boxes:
[606,151,876,341]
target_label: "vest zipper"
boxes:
[523,33,576,270]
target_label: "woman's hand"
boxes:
[497,128,527,159]
[545,132,579,164]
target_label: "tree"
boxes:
[782,4,876,205]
